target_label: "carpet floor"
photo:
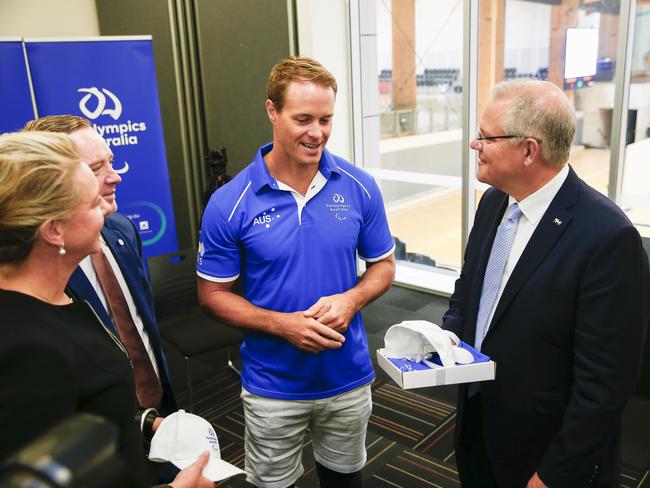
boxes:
[177,368,650,488]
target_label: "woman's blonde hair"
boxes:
[0,132,82,264]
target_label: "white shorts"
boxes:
[241,384,373,488]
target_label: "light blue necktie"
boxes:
[474,202,523,352]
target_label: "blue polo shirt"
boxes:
[197,143,394,400]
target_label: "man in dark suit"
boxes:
[443,80,649,488]
[22,115,177,418]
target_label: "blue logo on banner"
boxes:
[121,201,168,246]
[0,41,34,133]
[25,39,178,257]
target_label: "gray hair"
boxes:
[491,79,575,166]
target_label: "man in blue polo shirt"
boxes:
[197,56,395,488]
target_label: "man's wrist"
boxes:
[343,287,364,313]
[136,407,160,442]
[265,309,287,337]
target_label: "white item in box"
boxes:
[376,348,496,389]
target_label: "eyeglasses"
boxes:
[474,130,542,148]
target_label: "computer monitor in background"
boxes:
[564,27,599,89]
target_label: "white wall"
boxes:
[504,0,551,74]
[632,6,650,72]
[296,0,353,162]
[377,0,553,75]
[0,0,99,37]
[377,0,463,72]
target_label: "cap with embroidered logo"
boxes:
[384,320,470,367]
[149,410,244,482]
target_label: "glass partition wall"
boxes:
[621,0,650,241]
[350,0,642,295]
[370,0,464,276]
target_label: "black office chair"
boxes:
[147,248,243,411]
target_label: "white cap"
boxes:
[149,410,245,482]
[384,320,468,367]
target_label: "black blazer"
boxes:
[68,213,176,416]
[443,167,649,487]
[0,290,153,487]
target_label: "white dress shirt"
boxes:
[484,164,570,333]
[79,237,160,378]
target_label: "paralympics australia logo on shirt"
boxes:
[77,87,148,150]
[197,241,205,265]
[252,208,281,229]
[326,193,351,221]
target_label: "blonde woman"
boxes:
[0,132,212,488]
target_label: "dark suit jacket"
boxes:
[68,213,177,416]
[443,167,649,487]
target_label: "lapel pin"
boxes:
[117,238,125,246]
[553,218,562,226]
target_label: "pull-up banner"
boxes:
[25,37,178,257]
[0,39,34,133]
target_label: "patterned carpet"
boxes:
[178,369,650,488]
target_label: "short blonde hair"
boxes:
[266,56,337,112]
[23,114,91,134]
[0,132,82,264]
